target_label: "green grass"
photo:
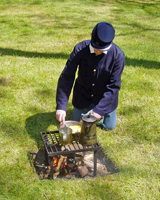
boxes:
[0,0,160,199]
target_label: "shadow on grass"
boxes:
[25,106,73,147]
[0,47,69,59]
[25,112,57,147]
[0,47,159,69]
[125,57,159,69]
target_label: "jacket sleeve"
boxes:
[93,50,125,116]
[56,43,82,111]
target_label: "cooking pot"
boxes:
[59,127,72,145]
[58,120,81,140]
[79,114,97,146]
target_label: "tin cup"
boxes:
[59,127,72,145]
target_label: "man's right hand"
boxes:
[56,110,66,126]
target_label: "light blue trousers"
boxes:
[71,104,117,130]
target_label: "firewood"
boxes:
[53,171,60,180]
[83,153,93,161]
[53,155,67,180]
[83,159,106,170]
[74,154,83,165]
[55,155,66,172]
[77,166,89,177]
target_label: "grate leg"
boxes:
[50,157,54,179]
[93,150,98,177]
[45,150,49,166]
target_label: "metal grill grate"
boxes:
[41,131,101,156]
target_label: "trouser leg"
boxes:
[101,109,117,130]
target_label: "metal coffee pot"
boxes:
[59,127,72,145]
[79,114,97,146]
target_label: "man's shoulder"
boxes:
[112,43,125,55]
[75,40,90,50]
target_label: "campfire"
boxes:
[29,130,119,180]
[46,152,107,180]
[31,149,118,180]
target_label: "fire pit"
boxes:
[41,131,102,179]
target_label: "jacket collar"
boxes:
[89,43,112,54]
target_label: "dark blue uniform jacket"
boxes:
[56,40,125,116]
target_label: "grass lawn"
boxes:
[0,0,160,199]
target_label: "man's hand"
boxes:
[90,110,102,121]
[56,110,66,126]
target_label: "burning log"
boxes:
[55,156,66,171]
[50,152,107,180]
[53,155,67,180]
[53,171,60,180]
[51,154,83,180]
[53,156,58,167]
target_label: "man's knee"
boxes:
[101,110,117,130]
[101,122,117,130]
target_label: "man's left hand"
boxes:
[90,110,102,121]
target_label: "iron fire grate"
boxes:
[41,131,101,178]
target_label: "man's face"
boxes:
[93,48,103,56]
[91,34,104,56]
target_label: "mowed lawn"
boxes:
[0,0,160,199]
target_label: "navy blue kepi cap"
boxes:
[91,22,115,50]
